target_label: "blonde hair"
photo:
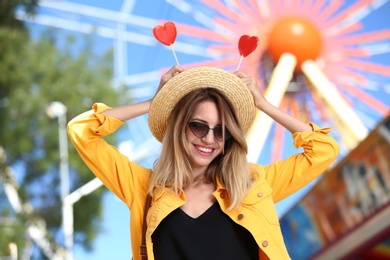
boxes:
[148,88,254,210]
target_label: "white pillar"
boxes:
[301,60,368,144]
[247,53,297,162]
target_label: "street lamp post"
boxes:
[46,101,73,260]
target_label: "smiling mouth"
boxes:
[197,146,212,153]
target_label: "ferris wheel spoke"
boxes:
[214,17,251,34]
[330,30,390,47]
[364,42,390,56]
[310,0,328,18]
[200,0,248,24]
[175,23,232,42]
[120,0,136,14]
[324,22,362,38]
[255,0,271,18]
[227,0,262,22]
[16,11,157,45]
[326,66,368,85]
[316,1,343,28]
[309,91,329,123]
[302,60,369,146]
[344,58,390,77]
[182,56,239,70]
[337,80,389,116]
[326,0,388,29]
[164,0,218,30]
[300,0,313,16]
[39,0,157,28]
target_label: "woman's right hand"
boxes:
[154,65,184,98]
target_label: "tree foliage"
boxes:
[0,0,39,29]
[0,24,129,259]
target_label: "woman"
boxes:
[68,65,339,260]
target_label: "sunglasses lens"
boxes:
[188,121,230,141]
[214,126,223,141]
[189,122,208,138]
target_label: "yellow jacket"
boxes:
[68,103,340,260]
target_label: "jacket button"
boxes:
[262,240,268,247]
[237,214,244,220]
[220,193,225,199]
[257,193,263,197]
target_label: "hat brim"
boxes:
[148,66,256,142]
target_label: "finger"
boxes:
[234,70,247,77]
[164,65,178,76]
[171,65,184,73]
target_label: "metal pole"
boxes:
[57,112,73,260]
[47,102,73,260]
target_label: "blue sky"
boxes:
[22,0,390,259]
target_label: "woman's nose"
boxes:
[202,129,215,143]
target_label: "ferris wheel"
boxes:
[20,0,390,167]
[160,0,390,163]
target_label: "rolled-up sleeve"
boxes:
[253,122,340,203]
[67,103,151,208]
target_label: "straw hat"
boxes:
[148,66,256,142]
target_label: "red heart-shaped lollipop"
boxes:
[153,22,177,46]
[238,35,259,57]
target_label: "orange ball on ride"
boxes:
[267,17,322,72]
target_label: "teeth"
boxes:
[198,147,212,153]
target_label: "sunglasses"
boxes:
[188,121,231,142]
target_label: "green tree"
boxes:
[0,27,129,257]
[0,0,38,29]
[1,2,38,257]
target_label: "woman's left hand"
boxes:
[234,71,267,110]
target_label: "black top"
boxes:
[152,202,258,260]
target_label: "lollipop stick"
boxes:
[236,55,243,71]
[170,45,180,66]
